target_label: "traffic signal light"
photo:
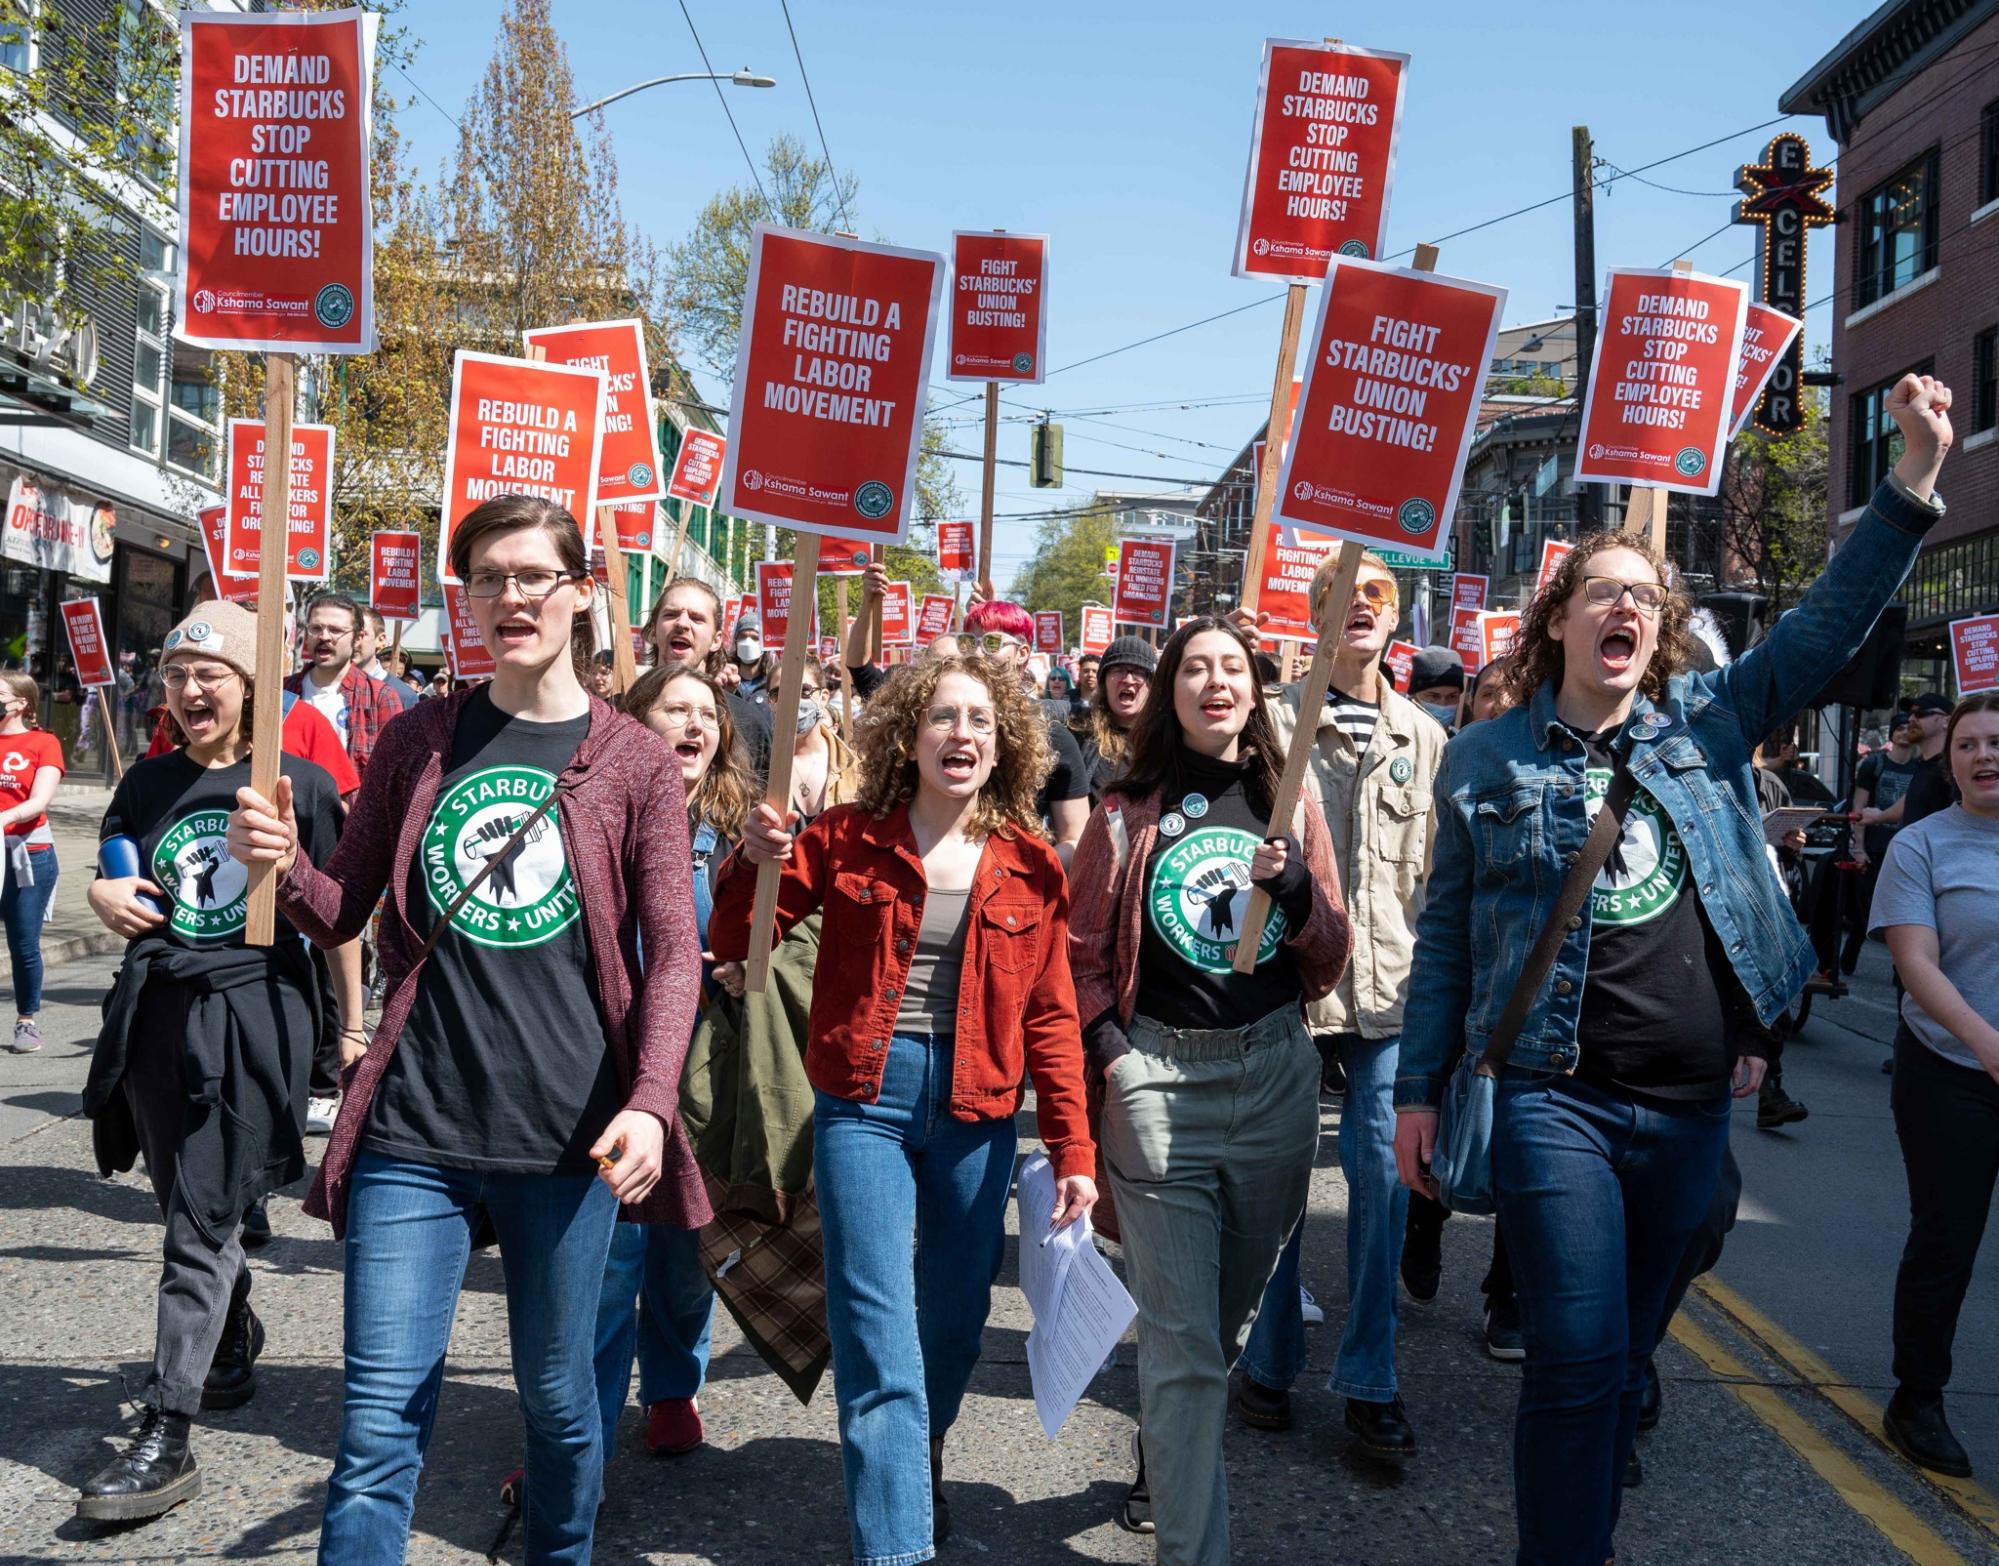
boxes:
[1030,420,1063,489]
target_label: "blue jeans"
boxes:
[1494,1071,1731,1566]
[594,1220,715,1453]
[1,844,56,1014]
[320,1152,618,1566]
[815,1033,1015,1566]
[1239,1033,1406,1401]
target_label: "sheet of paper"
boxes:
[1761,805,1830,848]
[1015,1152,1139,1439]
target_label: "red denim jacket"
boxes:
[709,802,1095,1179]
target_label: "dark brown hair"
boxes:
[447,494,596,677]
[1115,617,1282,817]
[1505,530,1695,710]
[1945,694,1999,802]
[625,661,755,839]
[852,655,1051,840]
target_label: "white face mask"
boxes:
[736,637,762,663]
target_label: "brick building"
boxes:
[1781,0,1999,686]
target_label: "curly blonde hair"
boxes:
[1505,530,1695,710]
[852,655,1052,840]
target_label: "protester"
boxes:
[1870,692,1999,1480]
[1846,710,1921,973]
[227,493,706,1563]
[423,671,450,700]
[355,609,417,713]
[1463,654,1514,728]
[0,673,64,1052]
[1076,635,1155,801]
[1405,645,1466,734]
[787,657,863,827]
[1076,652,1101,702]
[1233,551,1446,1456]
[1394,372,1955,1566]
[1863,692,1953,833]
[585,648,618,700]
[1044,665,1078,727]
[710,652,1095,1562]
[642,577,773,778]
[722,609,777,705]
[1068,616,1350,1561]
[76,603,344,1522]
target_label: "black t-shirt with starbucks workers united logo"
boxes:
[100,748,345,947]
[366,688,621,1175]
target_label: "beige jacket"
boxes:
[1268,679,1446,1039]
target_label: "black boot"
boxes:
[75,1407,200,1521]
[1638,1356,1663,1432]
[202,1298,264,1411]
[930,1434,950,1545]
[1883,1390,1973,1478]
[1345,1396,1418,1460]
[1756,1079,1809,1130]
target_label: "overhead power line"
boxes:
[676,0,771,209]
[777,0,852,229]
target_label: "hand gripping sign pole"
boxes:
[746,532,822,990]
[244,352,294,947]
[1232,243,1439,974]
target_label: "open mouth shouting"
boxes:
[1597,621,1640,677]
[1197,689,1237,724]
[662,624,699,660]
[492,613,540,651]
[179,695,219,737]
[937,742,982,784]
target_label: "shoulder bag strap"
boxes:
[1475,766,1638,1076]
[412,788,563,967]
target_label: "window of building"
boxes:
[1975,327,1996,436]
[1849,362,1932,500]
[1,3,33,74]
[1984,99,1999,207]
[167,344,219,481]
[131,269,169,458]
[1857,150,1941,306]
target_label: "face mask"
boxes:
[794,698,822,738]
[735,637,762,662]
[1420,702,1459,729]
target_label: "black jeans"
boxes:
[1890,1025,1999,1397]
[308,942,342,1098]
[1405,1190,1514,1303]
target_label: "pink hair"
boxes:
[966,598,1033,640]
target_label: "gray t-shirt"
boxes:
[1868,804,1999,1071]
[895,883,972,1036]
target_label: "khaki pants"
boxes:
[1101,1006,1320,1566]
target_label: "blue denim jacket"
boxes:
[1395,477,1943,1111]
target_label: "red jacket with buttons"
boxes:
[709,801,1096,1179]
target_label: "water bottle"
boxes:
[98,835,169,917]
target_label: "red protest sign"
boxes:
[605,502,662,555]
[1950,615,1999,695]
[1574,267,1748,495]
[175,8,377,354]
[1535,540,1574,599]
[1385,638,1416,693]
[916,594,956,642]
[1449,603,1484,675]
[1080,604,1113,655]
[1451,573,1487,611]
[1727,303,1804,438]
[197,505,258,603]
[755,560,816,651]
[439,351,606,582]
[1277,256,1505,564]
[880,581,915,644]
[722,596,747,642]
[721,225,945,546]
[1233,38,1410,282]
[522,318,664,505]
[370,531,422,622]
[1477,610,1521,665]
[1034,610,1065,655]
[59,598,114,687]
[937,519,975,577]
[223,419,335,582]
[666,428,727,508]
[816,534,877,576]
[947,232,1049,384]
[1258,526,1333,640]
[1112,538,1176,629]
[442,582,494,679]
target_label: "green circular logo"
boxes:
[313,283,356,329]
[1585,767,1688,926]
[853,480,894,520]
[1397,497,1436,536]
[153,809,248,941]
[297,547,320,572]
[1011,352,1033,374]
[1338,240,1370,258]
[1673,446,1707,478]
[421,765,577,948]
[1145,824,1287,973]
[626,461,654,487]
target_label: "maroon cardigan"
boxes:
[284,688,709,1236]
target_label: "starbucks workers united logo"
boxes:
[1145,823,1287,973]
[1584,768,1688,926]
[422,766,578,948]
[154,810,248,940]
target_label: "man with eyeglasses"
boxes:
[284,593,405,783]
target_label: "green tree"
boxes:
[1011,504,1118,616]
[1715,381,1831,617]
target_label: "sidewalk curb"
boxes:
[42,930,123,967]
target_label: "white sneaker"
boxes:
[1300,1285,1325,1326]
[305,1095,339,1135]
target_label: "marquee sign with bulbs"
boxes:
[1730,133,1834,436]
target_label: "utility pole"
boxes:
[1571,125,1600,531]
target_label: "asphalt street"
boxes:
[1,938,1996,1564]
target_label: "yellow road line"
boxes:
[1668,1312,1968,1566]
[1694,1276,1999,1544]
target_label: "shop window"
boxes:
[1849,361,1932,501]
[1975,328,1996,436]
[1856,149,1941,307]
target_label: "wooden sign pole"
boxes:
[835,574,854,742]
[595,507,639,694]
[864,544,885,662]
[745,531,822,991]
[96,688,124,782]
[1232,243,1441,973]
[244,351,295,947]
[1236,283,1309,619]
[977,380,999,587]
[669,502,692,576]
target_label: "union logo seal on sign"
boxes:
[1011,352,1033,374]
[422,766,579,949]
[627,462,654,487]
[1584,767,1688,927]
[1397,498,1436,537]
[297,548,320,572]
[1338,240,1370,258]
[313,283,356,329]
[1145,824,1287,974]
[853,480,894,520]
[153,809,249,941]
[1673,447,1707,478]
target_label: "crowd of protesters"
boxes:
[46,372,1999,1566]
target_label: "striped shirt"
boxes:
[1325,691,1380,761]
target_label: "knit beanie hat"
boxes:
[1099,635,1157,677]
[162,601,259,681]
[1408,644,1466,692]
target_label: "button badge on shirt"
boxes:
[1160,812,1186,838]
[1181,793,1209,819]
[1389,756,1412,784]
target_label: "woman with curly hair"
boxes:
[1394,375,1956,1566]
[709,654,1096,1565]
[1067,616,1350,1562]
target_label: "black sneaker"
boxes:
[1232,1374,1293,1430]
[1484,1297,1525,1361]
[1117,1429,1154,1534]
[1756,1086,1809,1130]
[1344,1396,1417,1461]
[75,1408,200,1521]
[240,1199,272,1250]
[1883,1390,1972,1478]
[1401,1229,1441,1304]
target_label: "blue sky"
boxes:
[392,0,1867,589]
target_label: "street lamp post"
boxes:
[570,68,777,119]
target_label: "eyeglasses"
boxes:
[163,664,239,690]
[465,569,584,599]
[799,684,824,700]
[1352,579,1398,610]
[306,623,354,641]
[977,632,1023,655]
[925,704,996,735]
[1582,576,1669,614]
[654,702,720,732]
